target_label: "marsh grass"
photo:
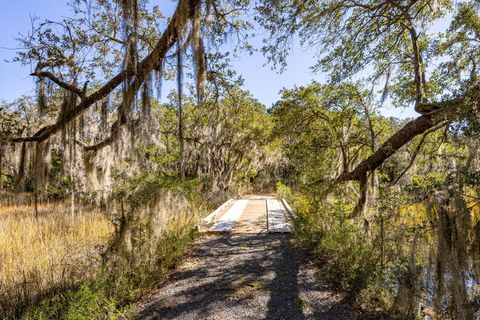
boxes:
[17,183,204,319]
[20,211,199,320]
[0,179,208,319]
[0,194,113,318]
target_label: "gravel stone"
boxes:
[137,234,358,320]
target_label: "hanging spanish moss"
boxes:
[57,90,71,149]
[69,117,77,168]
[79,114,85,141]
[120,0,139,76]
[394,231,422,317]
[37,77,47,115]
[58,91,77,123]
[177,40,185,179]
[46,71,55,96]
[155,59,165,101]
[125,33,139,76]
[141,72,153,120]
[191,3,207,107]
[177,41,185,110]
[62,126,67,153]
[116,1,138,156]
[33,139,51,192]
[380,63,392,104]
[101,99,109,133]
[12,142,27,192]
[433,192,476,320]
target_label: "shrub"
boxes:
[292,195,380,296]
[12,173,206,319]
[21,222,197,319]
[275,181,292,200]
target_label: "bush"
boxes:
[275,182,292,200]
[292,195,380,295]
[19,173,206,319]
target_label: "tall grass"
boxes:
[0,195,113,318]
[1,175,210,319]
[17,177,206,319]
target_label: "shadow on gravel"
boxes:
[138,234,353,320]
[265,236,306,320]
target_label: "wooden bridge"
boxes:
[198,195,295,234]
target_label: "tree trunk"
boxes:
[177,44,185,180]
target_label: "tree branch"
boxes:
[335,101,458,184]
[32,69,84,97]
[391,121,448,185]
[11,0,201,144]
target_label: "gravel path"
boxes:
[137,234,357,320]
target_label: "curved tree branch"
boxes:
[391,121,448,185]
[32,69,84,97]
[335,97,466,183]
[337,114,438,182]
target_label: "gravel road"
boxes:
[137,234,358,320]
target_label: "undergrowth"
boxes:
[6,173,208,319]
[21,226,197,319]
[0,199,113,319]
[285,186,392,315]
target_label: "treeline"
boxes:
[270,81,480,319]
[0,85,276,318]
[3,78,479,318]
[0,88,272,202]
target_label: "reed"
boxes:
[0,195,113,318]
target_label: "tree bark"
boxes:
[337,114,438,182]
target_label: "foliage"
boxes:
[294,197,379,293]
[21,225,196,319]
[275,182,291,200]
[2,0,480,319]
[272,80,480,318]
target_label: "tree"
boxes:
[1,0,255,198]
[257,0,480,187]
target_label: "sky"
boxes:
[0,0,418,118]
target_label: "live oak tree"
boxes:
[4,0,253,196]
[2,0,480,318]
[0,0,261,274]
[257,0,480,191]
[8,0,478,212]
[271,82,382,184]
[260,1,480,318]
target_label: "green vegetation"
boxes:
[22,224,196,320]
[1,0,480,319]
[271,81,480,318]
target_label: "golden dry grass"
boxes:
[0,195,113,317]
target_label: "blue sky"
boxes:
[0,0,70,101]
[0,0,418,118]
